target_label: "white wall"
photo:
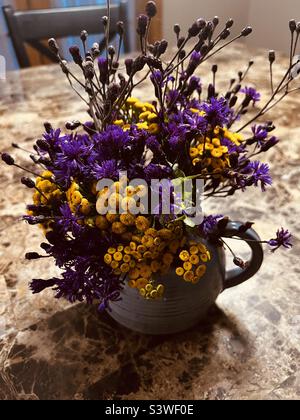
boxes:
[163,0,250,46]
[162,0,300,52]
[247,0,300,51]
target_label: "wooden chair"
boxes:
[2,1,130,68]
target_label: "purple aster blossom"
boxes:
[238,161,272,191]
[198,214,224,237]
[201,97,233,128]
[241,87,261,104]
[91,159,121,180]
[58,203,84,236]
[251,125,268,145]
[150,70,163,86]
[268,228,293,252]
[143,163,172,182]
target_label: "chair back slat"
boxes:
[2,2,130,68]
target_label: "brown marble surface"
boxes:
[0,43,299,400]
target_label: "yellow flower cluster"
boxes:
[104,219,186,299]
[66,181,92,216]
[189,127,243,175]
[175,241,211,284]
[33,171,62,206]
[96,179,148,216]
[114,97,159,134]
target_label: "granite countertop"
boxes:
[0,43,299,400]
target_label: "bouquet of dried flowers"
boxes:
[1,1,296,310]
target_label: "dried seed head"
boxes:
[69,46,82,65]
[137,14,148,37]
[1,153,15,166]
[145,1,157,18]
[125,58,134,76]
[212,64,218,73]
[220,28,230,39]
[44,122,53,134]
[158,39,168,55]
[188,21,201,38]
[241,26,252,37]
[289,19,296,33]
[108,45,116,56]
[197,18,206,30]
[213,16,219,27]
[174,24,181,36]
[48,38,59,54]
[36,139,50,151]
[21,177,35,189]
[102,16,108,27]
[226,18,234,28]
[269,50,276,64]
[80,30,88,42]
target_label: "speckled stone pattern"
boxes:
[0,43,299,400]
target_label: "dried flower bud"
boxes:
[289,19,296,33]
[229,95,238,107]
[213,16,219,27]
[201,22,213,41]
[207,84,215,99]
[241,26,252,37]
[260,136,279,152]
[269,50,276,64]
[200,44,208,56]
[48,38,59,54]
[1,153,15,166]
[123,59,133,77]
[197,18,206,30]
[226,18,234,28]
[65,121,81,131]
[80,30,88,42]
[25,252,42,260]
[238,222,254,233]
[102,16,108,27]
[233,257,249,269]
[179,50,186,60]
[220,28,231,40]
[83,60,94,80]
[133,56,146,72]
[217,217,230,231]
[36,139,50,151]
[21,177,35,189]
[108,45,116,57]
[188,21,201,38]
[44,122,53,134]
[158,39,168,55]
[212,64,218,73]
[98,57,109,84]
[137,14,148,37]
[69,46,82,66]
[297,22,300,33]
[174,24,181,36]
[117,21,124,36]
[145,1,157,18]
[186,51,201,76]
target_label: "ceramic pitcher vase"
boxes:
[109,221,264,335]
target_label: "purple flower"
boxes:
[247,161,272,191]
[198,214,223,237]
[92,159,121,180]
[201,97,233,127]
[241,87,261,104]
[268,228,293,252]
[58,203,84,236]
[186,51,201,76]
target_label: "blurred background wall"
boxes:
[163,0,300,52]
[0,0,299,71]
